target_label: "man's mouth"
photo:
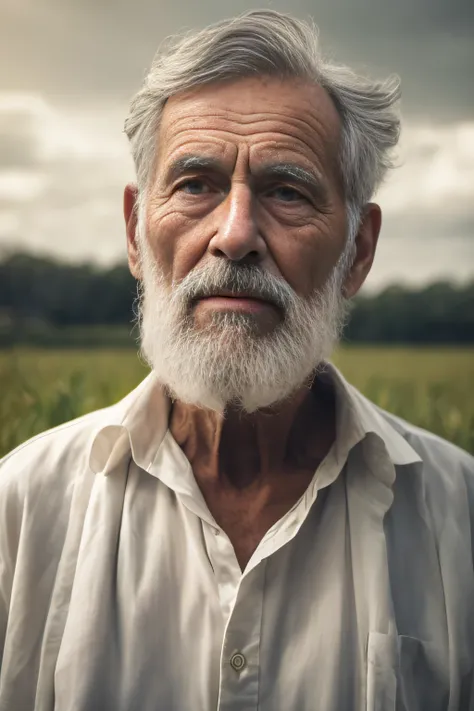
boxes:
[193,290,280,314]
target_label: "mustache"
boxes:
[170,262,296,311]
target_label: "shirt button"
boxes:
[230,652,246,672]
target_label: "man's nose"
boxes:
[208,184,267,262]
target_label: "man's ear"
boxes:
[124,183,142,280]
[343,203,382,298]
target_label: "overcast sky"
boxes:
[0,0,473,291]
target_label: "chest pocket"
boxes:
[367,632,450,711]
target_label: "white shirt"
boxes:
[1,364,473,711]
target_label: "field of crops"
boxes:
[1,347,473,458]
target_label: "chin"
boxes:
[144,328,326,415]
[192,307,283,340]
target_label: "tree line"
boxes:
[0,252,473,346]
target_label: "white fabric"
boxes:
[1,364,474,711]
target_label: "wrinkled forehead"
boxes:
[155,76,343,178]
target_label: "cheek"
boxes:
[146,210,178,279]
[147,207,211,283]
[268,218,346,298]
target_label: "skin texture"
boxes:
[124,77,381,569]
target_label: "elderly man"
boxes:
[1,10,473,711]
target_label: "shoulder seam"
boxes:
[378,405,474,461]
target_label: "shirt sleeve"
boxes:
[0,450,26,666]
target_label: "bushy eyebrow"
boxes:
[164,155,328,202]
[254,162,328,202]
[164,155,224,184]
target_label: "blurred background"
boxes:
[1,0,473,455]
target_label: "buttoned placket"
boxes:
[198,438,356,711]
[202,487,322,711]
[202,520,267,711]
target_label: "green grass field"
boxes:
[1,347,473,458]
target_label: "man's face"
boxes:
[144,76,347,327]
[125,77,368,412]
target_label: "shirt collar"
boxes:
[89,372,170,475]
[324,363,421,466]
[88,363,421,476]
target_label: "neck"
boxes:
[169,376,336,490]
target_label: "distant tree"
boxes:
[344,281,474,344]
[0,253,137,327]
[0,252,473,345]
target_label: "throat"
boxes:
[169,377,336,491]
[169,379,336,570]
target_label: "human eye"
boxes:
[176,178,211,195]
[267,185,307,203]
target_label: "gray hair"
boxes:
[125,10,401,242]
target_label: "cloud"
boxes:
[377,122,474,216]
[0,0,473,121]
[0,94,133,262]
[0,95,50,168]
[366,229,474,291]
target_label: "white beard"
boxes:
[137,232,351,414]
